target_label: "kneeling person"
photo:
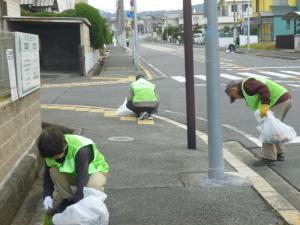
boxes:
[126,74,159,120]
[38,127,109,213]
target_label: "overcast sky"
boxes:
[88,0,204,13]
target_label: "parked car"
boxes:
[193,33,204,45]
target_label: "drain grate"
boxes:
[107,136,135,142]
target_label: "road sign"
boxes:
[127,11,134,18]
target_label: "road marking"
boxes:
[171,76,185,83]
[195,75,206,81]
[258,71,295,79]
[281,70,300,76]
[237,72,270,79]
[288,84,300,88]
[140,57,168,78]
[220,73,242,80]
[238,66,300,71]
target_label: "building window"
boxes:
[242,4,248,12]
[0,0,8,17]
[287,19,291,30]
[231,4,237,12]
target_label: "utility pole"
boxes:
[183,0,196,149]
[204,0,224,179]
[133,0,140,69]
[120,0,125,48]
[247,0,250,50]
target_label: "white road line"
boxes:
[220,73,242,80]
[281,70,300,76]
[288,84,300,88]
[195,75,206,81]
[257,71,295,79]
[237,72,270,79]
[171,76,185,83]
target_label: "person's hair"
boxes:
[37,127,65,158]
[136,74,145,80]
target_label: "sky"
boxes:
[88,0,204,13]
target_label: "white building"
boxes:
[20,0,76,12]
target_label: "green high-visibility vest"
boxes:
[241,76,288,111]
[132,78,157,103]
[45,135,109,174]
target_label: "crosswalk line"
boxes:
[258,71,295,79]
[237,72,270,79]
[195,75,206,81]
[220,73,242,80]
[171,76,185,82]
[281,71,300,76]
[288,84,300,88]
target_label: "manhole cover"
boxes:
[107,136,135,142]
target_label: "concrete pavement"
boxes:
[10,46,293,225]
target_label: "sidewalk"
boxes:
[236,48,300,60]
[11,46,286,225]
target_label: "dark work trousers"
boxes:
[126,101,156,116]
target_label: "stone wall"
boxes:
[0,91,41,184]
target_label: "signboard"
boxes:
[15,32,40,98]
[127,11,134,18]
[6,49,18,101]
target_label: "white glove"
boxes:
[43,196,53,210]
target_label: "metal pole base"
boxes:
[208,168,225,179]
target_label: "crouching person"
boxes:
[126,74,159,120]
[38,127,109,214]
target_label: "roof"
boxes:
[21,0,56,7]
[271,6,296,16]
[4,16,91,26]
[282,11,300,20]
[259,11,274,17]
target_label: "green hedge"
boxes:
[21,3,111,49]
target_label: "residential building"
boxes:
[20,0,76,13]
[0,0,21,30]
[252,0,297,41]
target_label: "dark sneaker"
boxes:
[277,153,285,161]
[253,158,276,167]
[138,112,147,120]
[147,114,154,120]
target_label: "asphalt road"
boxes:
[138,41,300,194]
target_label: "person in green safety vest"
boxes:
[126,74,159,120]
[37,127,109,214]
[225,76,292,167]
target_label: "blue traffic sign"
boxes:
[127,11,134,18]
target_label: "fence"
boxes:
[0,31,14,100]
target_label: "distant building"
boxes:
[20,0,76,13]
[252,0,298,41]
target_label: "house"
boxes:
[20,0,75,13]
[0,0,21,30]
[252,0,298,41]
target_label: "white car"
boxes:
[193,33,204,45]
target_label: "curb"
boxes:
[255,53,300,60]
[0,142,43,225]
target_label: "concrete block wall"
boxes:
[6,0,20,17]
[0,91,41,184]
[80,23,100,75]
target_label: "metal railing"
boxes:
[0,31,14,100]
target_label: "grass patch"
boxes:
[240,42,276,50]
[43,214,52,225]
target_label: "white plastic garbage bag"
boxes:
[114,97,135,116]
[52,188,109,225]
[255,110,296,144]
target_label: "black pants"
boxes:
[126,101,156,116]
